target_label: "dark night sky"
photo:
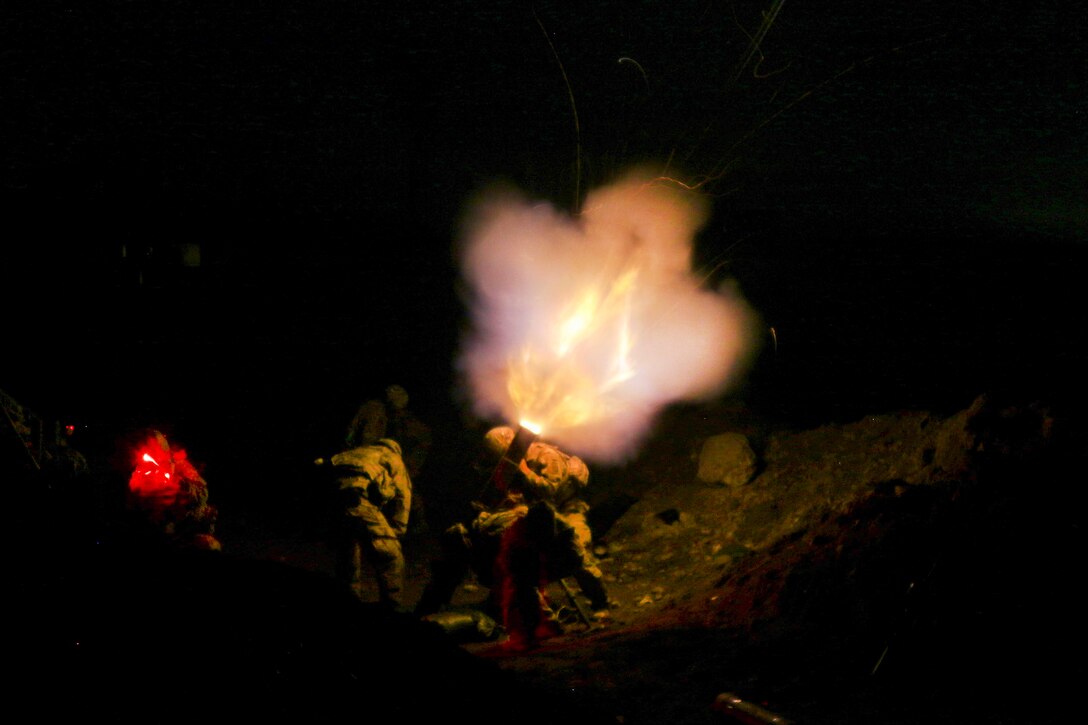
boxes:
[3,2,1085,497]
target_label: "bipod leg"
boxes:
[558,577,593,627]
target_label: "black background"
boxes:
[4,1,1085,505]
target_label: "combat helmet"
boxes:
[482,426,515,463]
[385,384,409,411]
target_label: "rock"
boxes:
[695,432,757,487]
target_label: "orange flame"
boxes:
[506,266,640,434]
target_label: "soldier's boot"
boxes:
[573,568,616,613]
[414,559,468,616]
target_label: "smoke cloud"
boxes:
[456,169,759,464]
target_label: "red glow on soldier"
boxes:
[127,432,198,508]
[124,429,221,550]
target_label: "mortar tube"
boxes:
[486,424,538,501]
[505,425,538,465]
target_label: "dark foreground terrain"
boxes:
[9,392,1082,724]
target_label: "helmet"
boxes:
[482,426,515,462]
[130,429,172,472]
[144,429,171,456]
[377,438,402,457]
[385,384,409,410]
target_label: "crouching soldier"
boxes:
[125,428,220,552]
[494,471,615,650]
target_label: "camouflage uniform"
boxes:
[493,440,613,649]
[344,385,432,530]
[509,441,608,603]
[416,430,611,632]
[414,500,525,619]
[327,439,412,608]
[125,430,220,552]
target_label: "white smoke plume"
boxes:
[456,169,759,464]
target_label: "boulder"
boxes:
[695,432,757,487]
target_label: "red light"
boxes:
[129,440,179,504]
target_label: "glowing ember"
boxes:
[457,168,759,464]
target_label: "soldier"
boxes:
[485,427,615,650]
[316,438,412,609]
[415,426,614,642]
[124,429,220,552]
[413,425,540,619]
[344,384,432,532]
[413,500,523,621]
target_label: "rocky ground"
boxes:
[460,393,1083,724]
[10,391,1082,723]
[439,392,1083,724]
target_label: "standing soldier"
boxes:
[316,438,412,609]
[344,384,432,532]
